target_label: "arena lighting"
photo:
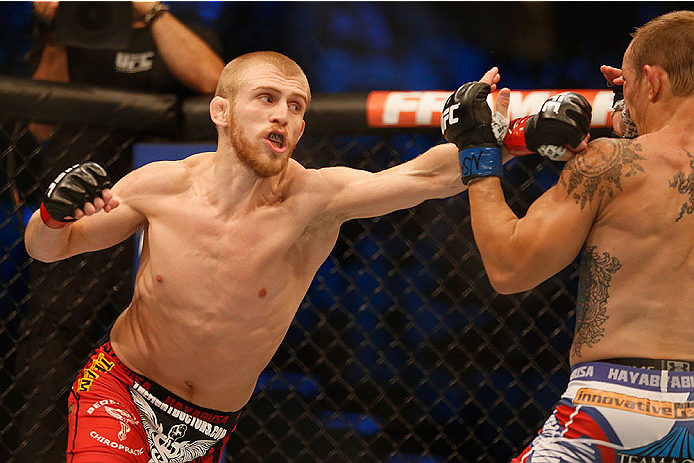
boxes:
[55,1,132,50]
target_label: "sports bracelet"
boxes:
[143,2,169,25]
[458,146,503,185]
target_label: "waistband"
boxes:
[601,357,694,372]
[99,342,241,429]
[570,360,694,393]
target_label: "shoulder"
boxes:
[558,137,647,210]
[112,158,192,198]
[564,137,647,176]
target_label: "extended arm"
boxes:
[317,142,467,222]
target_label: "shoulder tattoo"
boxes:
[561,140,645,210]
[669,149,694,222]
[572,246,621,358]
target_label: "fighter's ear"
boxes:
[210,96,229,128]
[644,64,665,102]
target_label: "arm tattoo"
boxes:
[572,246,621,358]
[561,140,645,210]
[669,149,694,222]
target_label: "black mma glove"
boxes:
[441,81,502,185]
[608,82,638,139]
[40,162,112,229]
[502,92,592,161]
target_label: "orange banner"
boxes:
[366,90,614,129]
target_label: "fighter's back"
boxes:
[569,132,694,365]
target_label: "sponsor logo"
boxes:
[667,361,691,372]
[77,352,115,392]
[132,383,227,440]
[105,406,140,441]
[86,399,141,441]
[367,89,614,128]
[89,430,144,456]
[606,367,694,389]
[115,51,155,74]
[570,365,595,380]
[574,388,694,419]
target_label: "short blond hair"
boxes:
[215,51,311,104]
[629,10,694,97]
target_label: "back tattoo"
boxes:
[573,246,621,358]
[669,149,694,222]
[561,139,645,210]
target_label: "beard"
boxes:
[229,118,292,178]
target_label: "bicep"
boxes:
[319,145,464,222]
[62,169,153,256]
[512,183,595,276]
[65,199,145,256]
[319,166,436,222]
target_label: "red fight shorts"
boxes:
[67,342,241,463]
[513,360,694,462]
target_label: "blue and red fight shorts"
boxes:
[67,342,241,463]
[513,358,694,462]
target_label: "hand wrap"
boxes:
[502,92,592,161]
[609,83,638,139]
[40,162,112,229]
[441,81,502,184]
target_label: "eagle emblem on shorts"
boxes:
[129,387,216,463]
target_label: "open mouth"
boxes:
[266,132,285,149]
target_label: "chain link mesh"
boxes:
[0,112,577,462]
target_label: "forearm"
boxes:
[24,210,73,262]
[150,12,224,93]
[407,144,515,200]
[30,37,69,140]
[468,178,530,293]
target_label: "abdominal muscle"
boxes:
[109,257,308,412]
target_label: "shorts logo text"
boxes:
[77,353,115,392]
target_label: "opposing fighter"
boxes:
[24,51,589,462]
[443,11,694,463]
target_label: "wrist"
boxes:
[503,116,534,156]
[458,146,503,185]
[142,2,169,25]
[40,203,70,229]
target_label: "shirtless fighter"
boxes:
[442,11,694,463]
[24,51,589,462]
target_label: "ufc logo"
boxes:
[440,102,460,133]
[541,93,569,114]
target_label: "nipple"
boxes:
[258,287,267,298]
[156,275,164,283]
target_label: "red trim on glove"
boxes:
[40,203,70,229]
[503,116,533,156]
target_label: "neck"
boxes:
[203,145,287,214]
[641,95,694,136]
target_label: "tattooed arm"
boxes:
[467,137,644,294]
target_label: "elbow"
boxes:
[485,268,532,295]
[197,76,220,95]
[25,242,61,263]
[197,62,224,94]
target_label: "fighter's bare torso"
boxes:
[565,133,694,366]
[110,153,341,412]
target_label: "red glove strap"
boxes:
[503,116,533,156]
[40,203,70,229]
